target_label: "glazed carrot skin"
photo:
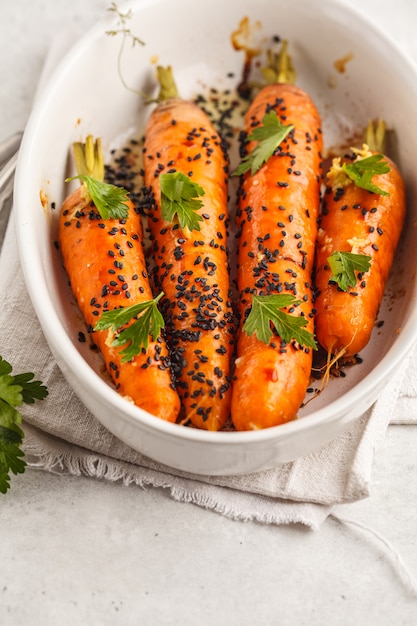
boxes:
[315,151,406,357]
[143,74,235,431]
[58,186,181,422]
[231,82,323,431]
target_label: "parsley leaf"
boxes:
[94,292,165,362]
[159,172,205,231]
[0,356,48,494]
[233,110,294,177]
[12,372,49,404]
[0,358,12,376]
[66,175,130,220]
[342,154,390,196]
[328,251,372,291]
[0,420,26,494]
[243,294,317,349]
[0,375,23,408]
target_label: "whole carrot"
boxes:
[58,135,181,422]
[314,120,406,359]
[142,66,236,431]
[231,42,322,430]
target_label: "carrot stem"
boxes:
[72,135,105,181]
[363,119,387,153]
[156,65,179,102]
[261,40,296,85]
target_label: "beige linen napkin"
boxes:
[2,211,415,530]
[390,352,417,424]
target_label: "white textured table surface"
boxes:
[1,1,417,624]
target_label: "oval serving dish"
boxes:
[14,0,417,475]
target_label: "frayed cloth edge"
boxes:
[23,443,328,530]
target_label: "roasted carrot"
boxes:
[314,120,406,359]
[231,42,322,430]
[58,135,181,422]
[142,66,235,431]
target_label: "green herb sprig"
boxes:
[233,110,294,177]
[94,292,165,362]
[328,251,372,291]
[66,174,130,221]
[342,154,390,196]
[106,3,146,96]
[0,356,48,494]
[159,172,205,231]
[243,294,317,348]
[66,135,131,220]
